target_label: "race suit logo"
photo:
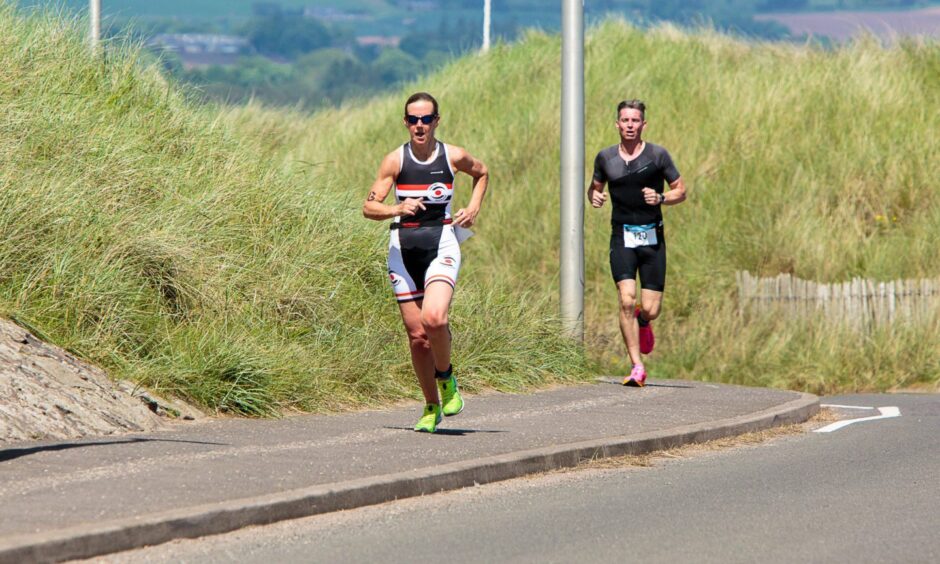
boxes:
[426,182,450,202]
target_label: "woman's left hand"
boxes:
[454,206,478,227]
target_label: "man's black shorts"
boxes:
[609,225,666,291]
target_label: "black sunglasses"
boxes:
[406,113,437,125]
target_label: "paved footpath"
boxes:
[0,379,817,563]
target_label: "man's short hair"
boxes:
[617,99,646,120]
[405,92,439,116]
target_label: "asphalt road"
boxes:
[90,393,939,564]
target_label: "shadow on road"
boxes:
[382,426,508,436]
[596,380,694,389]
[0,437,230,462]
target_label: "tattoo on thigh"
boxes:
[367,191,378,202]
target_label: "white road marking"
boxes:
[814,406,901,433]
[820,403,875,410]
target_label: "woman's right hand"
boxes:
[398,198,426,217]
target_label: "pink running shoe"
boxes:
[623,364,647,387]
[635,307,655,355]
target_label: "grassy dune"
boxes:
[233,22,940,394]
[0,8,587,416]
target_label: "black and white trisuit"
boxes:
[388,141,461,303]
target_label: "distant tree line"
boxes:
[148,2,519,110]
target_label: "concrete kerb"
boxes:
[0,392,819,563]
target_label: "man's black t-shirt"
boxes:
[593,142,680,227]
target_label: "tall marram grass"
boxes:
[230,22,939,394]
[0,7,588,415]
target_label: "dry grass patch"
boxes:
[576,409,840,471]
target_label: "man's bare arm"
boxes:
[662,177,686,205]
[588,179,607,208]
[642,177,686,207]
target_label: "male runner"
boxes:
[588,99,686,386]
[363,92,489,433]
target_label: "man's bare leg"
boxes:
[616,280,642,366]
[638,288,663,323]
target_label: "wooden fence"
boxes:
[736,271,940,329]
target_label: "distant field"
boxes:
[757,7,940,39]
[28,1,389,19]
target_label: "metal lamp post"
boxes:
[560,0,584,340]
[90,0,101,49]
[483,0,491,52]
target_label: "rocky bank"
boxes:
[0,317,200,444]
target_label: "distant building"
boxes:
[356,36,401,48]
[304,7,368,22]
[399,1,439,11]
[148,34,252,68]
[149,34,250,56]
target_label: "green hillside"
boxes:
[0,7,587,416]
[2,5,937,416]
[233,22,940,394]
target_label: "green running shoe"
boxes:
[414,403,442,433]
[437,374,464,416]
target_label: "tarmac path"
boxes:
[0,379,816,562]
[92,393,939,563]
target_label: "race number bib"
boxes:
[623,224,658,248]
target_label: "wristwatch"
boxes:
[659,193,666,205]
